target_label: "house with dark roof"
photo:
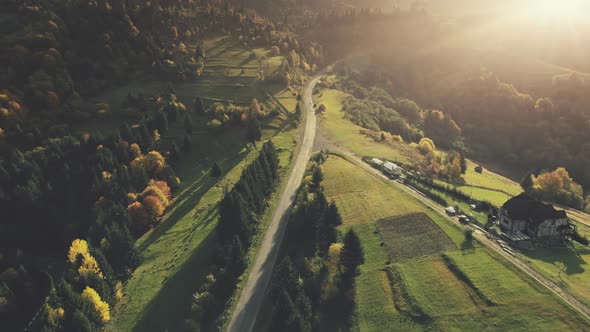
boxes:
[499,194,569,248]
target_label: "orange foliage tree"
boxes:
[143,195,166,222]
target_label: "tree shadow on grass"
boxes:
[132,230,217,332]
[136,141,249,254]
[522,246,587,275]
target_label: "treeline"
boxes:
[266,154,364,331]
[186,141,279,331]
[521,167,587,211]
[406,175,497,214]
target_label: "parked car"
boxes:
[445,206,457,216]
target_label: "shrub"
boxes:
[418,138,436,155]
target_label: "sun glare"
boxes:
[530,0,584,21]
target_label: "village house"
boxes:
[499,193,570,248]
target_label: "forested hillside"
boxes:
[0,1,324,330]
[305,7,590,208]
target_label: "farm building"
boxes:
[382,161,403,177]
[499,194,570,248]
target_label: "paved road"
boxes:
[226,74,322,332]
[336,150,590,322]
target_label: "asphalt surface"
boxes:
[226,74,322,332]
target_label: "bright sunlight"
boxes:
[529,0,585,21]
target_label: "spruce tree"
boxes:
[119,122,132,141]
[182,134,192,151]
[270,288,296,332]
[271,257,298,298]
[156,111,169,132]
[184,114,193,133]
[210,162,223,178]
[227,235,247,277]
[295,102,302,121]
[325,201,343,227]
[169,142,180,163]
[341,229,365,277]
[194,96,205,114]
[521,172,534,191]
[311,164,323,187]
[247,116,262,146]
[217,191,252,245]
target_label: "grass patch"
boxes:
[462,160,523,196]
[318,89,418,165]
[455,186,513,207]
[444,249,590,330]
[519,243,590,307]
[376,213,455,263]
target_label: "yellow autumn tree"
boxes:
[81,287,110,323]
[67,239,103,279]
[67,239,89,263]
[131,151,167,177]
[418,137,436,155]
[78,254,104,279]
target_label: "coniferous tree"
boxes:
[263,141,279,179]
[217,191,252,245]
[247,116,262,146]
[182,134,192,151]
[194,96,205,114]
[226,235,247,278]
[184,114,193,133]
[270,288,296,332]
[521,172,534,191]
[169,142,180,163]
[341,229,365,278]
[295,102,302,121]
[311,165,324,187]
[210,162,223,178]
[119,123,132,141]
[271,257,298,298]
[156,111,169,133]
[325,201,343,227]
[166,104,178,123]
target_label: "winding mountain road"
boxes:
[226,74,323,332]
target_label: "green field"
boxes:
[106,37,299,331]
[462,160,523,196]
[321,156,590,331]
[318,89,421,165]
[376,213,455,263]
[520,243,590,308]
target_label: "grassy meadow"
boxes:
[317,89,420,165]
[321,155,590,331]
[519,243,590,308]
[106,37,300,331]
